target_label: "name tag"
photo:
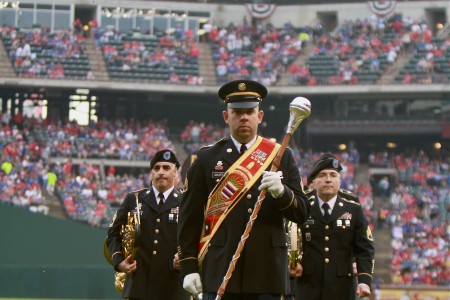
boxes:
[212,172,225,178]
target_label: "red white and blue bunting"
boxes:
[246,4,276,20]
[367,1,397,17]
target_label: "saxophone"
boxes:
[114,193,141,292]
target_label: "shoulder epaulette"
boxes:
[199,144,213,150]
[130,188,148,194]
[339,188,357,197]
[338,188,359,202]
[304,189,315,203]
[341,197,360,206]
[199,137,226,150]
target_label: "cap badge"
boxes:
[332,159,339,169]
[238,83,246,91]
[163,151,171,160]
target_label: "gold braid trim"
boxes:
[279,192,295,210]
[179,257,198,262]
[341,198,360,205]
[357,273,373,279]
[112,251,122,258]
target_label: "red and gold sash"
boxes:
[198,136,280,264]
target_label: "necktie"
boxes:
[157,193,164,210]
[240,144,247,155]
[322,202,330,221]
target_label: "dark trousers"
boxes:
[203,293,282,300]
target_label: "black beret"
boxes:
[150,149,180,169]
[218,80,268,109]
[307,153,343,185]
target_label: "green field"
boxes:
[0,206,119,299]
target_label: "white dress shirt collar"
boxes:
[318,195,337,214]
[152,186,174,203]
[230,135,257,153]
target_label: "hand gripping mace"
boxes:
[215,97,311,300]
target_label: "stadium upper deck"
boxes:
[0,0,449,153]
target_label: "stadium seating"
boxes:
[1,26,92,79]
[98,30,201,83]
[368,151,450,286]
[395,37,450,84]
[209,22,303,85]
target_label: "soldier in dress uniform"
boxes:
[294,153,375,300]
[287,174,362,298]
[285,167,361,300]
[106,149,189,300]
[177,80,311,300]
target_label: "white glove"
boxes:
[258,171,284,198]
[183,273,203,296]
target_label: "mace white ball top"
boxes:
[290,97,311,117]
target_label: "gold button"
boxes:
[156,218,161,223]
[216,179,220,182]
[306,225,309,229]
[325,258,329,263]
[154,240,158,244]
[348,273,352,277]
[325,236,329,241]
[153,251,157,255]
[247,194,252,199]
[325,247,329,252]
[325,225,329,230]
[155,229,159,234]
[248,208,253,213]
[208,243,211,247]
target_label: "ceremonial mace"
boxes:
[215,97,311,300]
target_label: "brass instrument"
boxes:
[286,220,302,268]
[114,193,141,293]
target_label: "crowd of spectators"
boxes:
[42,118,174,161]
[1,115,51,216]
[399,29,450,84]
[1,25,89,79]
[1,14,449,86]
[180,120,229,154]
[96,26,203,84]
[368,150,450,287]
[0,113,177,226]
[289,15,450,86]
[1,113,449,287]
[57,162,148,227]
[297,15,407,85]
[210,20,308,85]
